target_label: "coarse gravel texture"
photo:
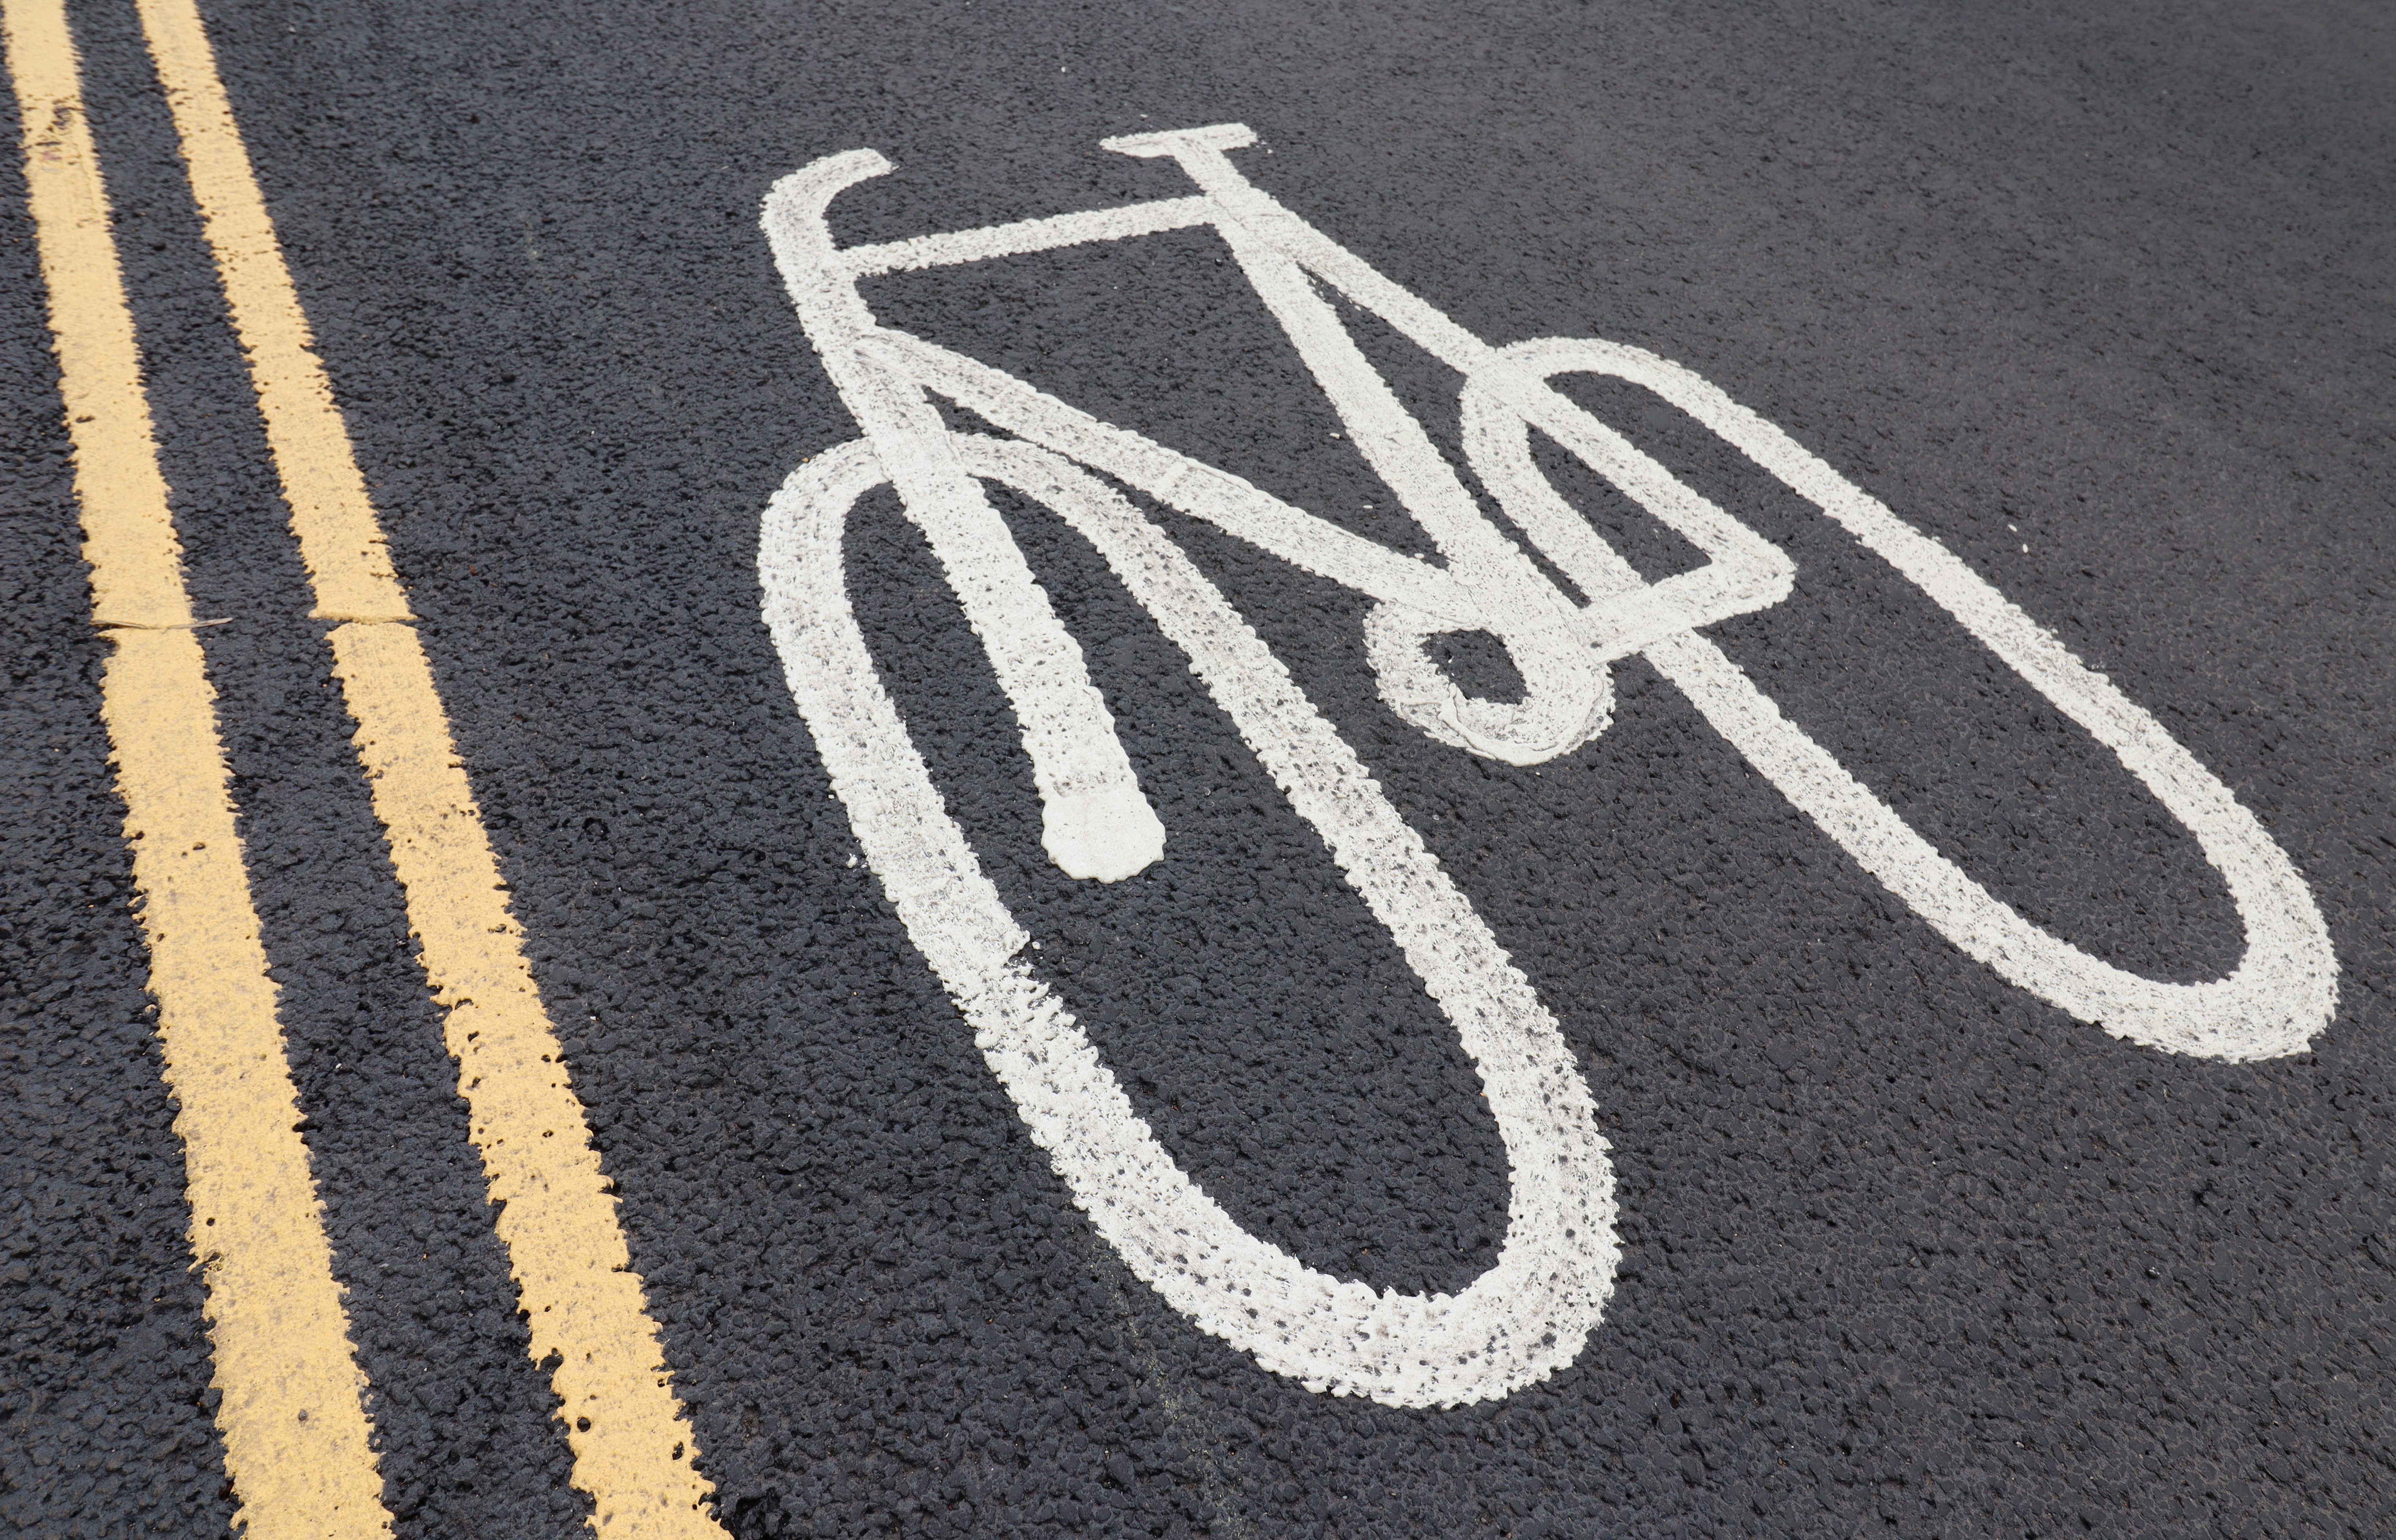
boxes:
[5,0,2394,1537]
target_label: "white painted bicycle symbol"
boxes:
[755,124,2336,1408]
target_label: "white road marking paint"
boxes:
[769,151,1163,882]
[756,125,2338,1404]
[1477,336,2336,1059]
[761,435,1616,1408]
[842,194,1213,278]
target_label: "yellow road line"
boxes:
[3,1,390,1536]
[131,0,721,1532]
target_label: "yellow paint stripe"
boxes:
[127,0,408,623]
[131,1,722,1532]
[3,2,390,1537]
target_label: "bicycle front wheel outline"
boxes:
[758,433,1619,1409]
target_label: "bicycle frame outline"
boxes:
[755,124,2336,1407]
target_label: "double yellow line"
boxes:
[4,0,723,1533]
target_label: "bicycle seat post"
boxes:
[1107,127,1621,767]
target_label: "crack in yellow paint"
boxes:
[3,0,390,1534]
[130,0,722,1532]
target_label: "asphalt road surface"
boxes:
[6,1,2395,1537]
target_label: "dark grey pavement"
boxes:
[6,1,2395,1536]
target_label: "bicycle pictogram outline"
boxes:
[755,124,2336,1408]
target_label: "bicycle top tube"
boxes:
[833,123,1256,279]
[840,194,1216,279]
